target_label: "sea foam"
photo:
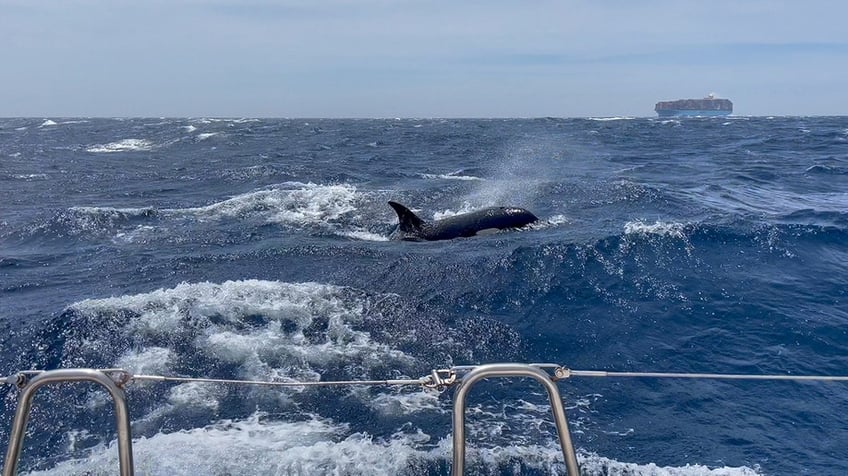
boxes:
[69,279,414,382]
[86,139,154,153]
[624,220,688,239]
[421,170,483,181]
[26,417,762,476]
[172,182,360,225]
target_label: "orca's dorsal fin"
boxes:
[388,201,425,233]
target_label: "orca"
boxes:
[388,201,538,241]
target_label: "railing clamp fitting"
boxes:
[553,366,571,381]
[2,373,29,389]
[106,370,133,388]
[423,369,456,391]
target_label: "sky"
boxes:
[1,0,847,118]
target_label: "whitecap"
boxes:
[29,414,444,476]
[65,183,364,240]
[54,206,157,237]
[12,173,48,180]
[578,453,762,475]
[169,182,360,225]
[530,214,569,230]
[70,279,415,383]
[70,206,155,216]
[624,220,688,239]
[341,229,390,241]
[86,139,154,153]
[421,170,483,181]
[588,116,635,121]
[27,422,763,476]
[364,389,444,416]
[113,225,159,244]
[115,347,174,375]
[167,382,228,411]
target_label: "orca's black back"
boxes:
[425,207,537,240]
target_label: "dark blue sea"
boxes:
[1,116,847,475]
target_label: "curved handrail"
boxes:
[2,369,134,476]
[450,363,580,475]
[5,364,848,475]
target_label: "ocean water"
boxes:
[1,116,847,475]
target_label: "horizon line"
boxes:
[3,114,844,120]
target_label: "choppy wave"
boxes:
[37,119,90,127]
[341,229,391,241]
[193,118,260,124]
[3,117,847,475]
[24,415,762,475]
[806,164,848,175]
[588,116,635,121]
[693,185,848,217]
[196,132,219,141]
[577,454,761,476]
[624,220,689,239]
[19,183,371,242]
[43,206,159,238]
[172,182,361,225]
[220,164,296,181]
[65,280,413,380]
[26,413,439,476]
[25,279,651,475]
[10,173,48,180]
[543,214,570,227]
[421,170,483,181]
[86,139,155,153]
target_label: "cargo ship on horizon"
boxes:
[655,94,733,117]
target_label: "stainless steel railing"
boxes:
[450,363,579,476]
[2,369,135,476]
[5,363,848,475]
[0,364,580,476]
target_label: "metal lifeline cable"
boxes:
[5,364,848,476]
[2,368,457,390]
[130,374,431,387]
[561,369,848,382]
[5,366,848,390]
[121,367,848,388]
[453,364,848,382]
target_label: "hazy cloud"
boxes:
[1,0,846,116]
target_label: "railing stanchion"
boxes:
[451,363,580,475]
[2,369,134,476]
